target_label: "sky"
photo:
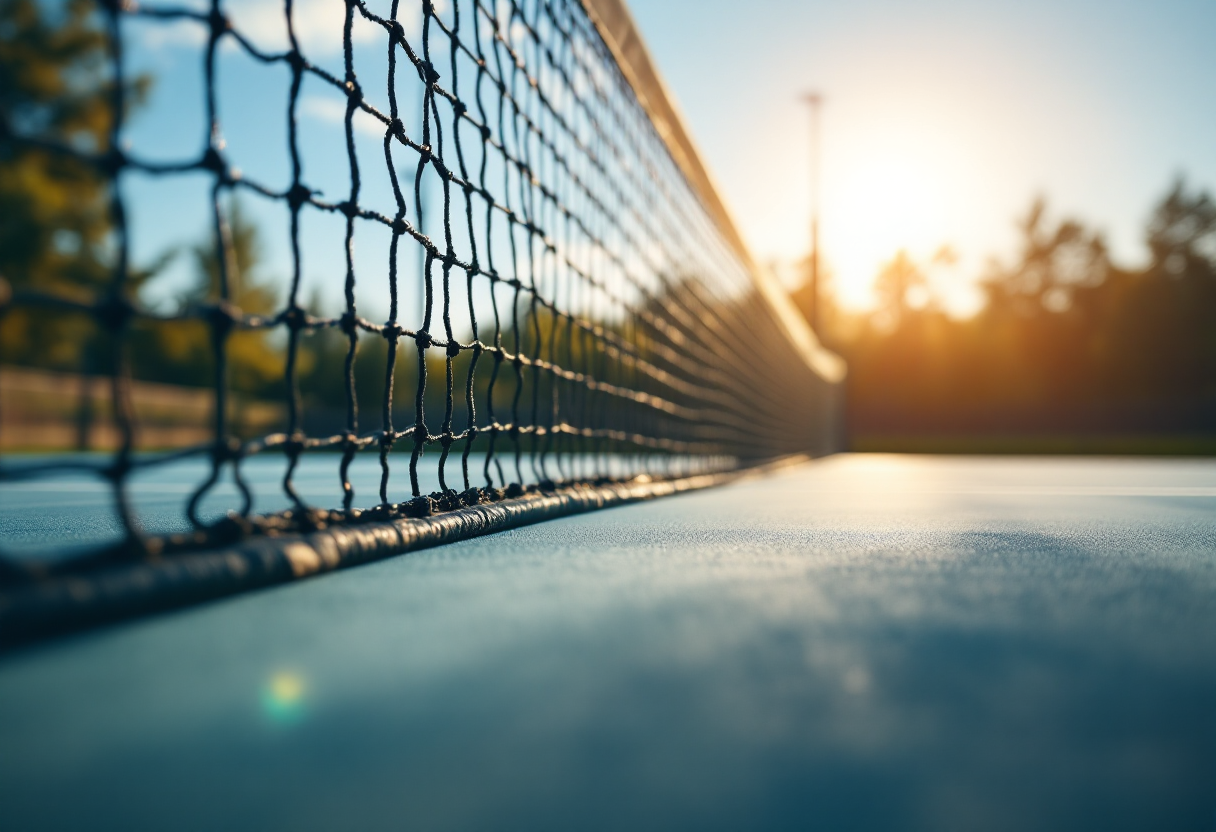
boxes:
[627,0,1216,312]
[119,0,1216,319]
[124,1,440,322]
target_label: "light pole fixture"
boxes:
[801,92,823,334]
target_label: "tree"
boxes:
[0,0,151,369]
[1145,178,1216,277]
[132,197,284,395]
[872,250,927,328]
[1107,178,1216,401]
[981,198,1108,315]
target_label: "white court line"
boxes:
[789,486,1216,497]
[5,479,1216,497]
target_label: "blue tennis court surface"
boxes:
[1,454,1214,830]
[0,452,619,558]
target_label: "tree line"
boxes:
[794,180,1216,448]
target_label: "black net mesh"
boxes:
[0,0,839,579]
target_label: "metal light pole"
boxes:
[801,92,823,334]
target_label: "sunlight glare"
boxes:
[829,150,950,311]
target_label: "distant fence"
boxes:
[0,366,285,451]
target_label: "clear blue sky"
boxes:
[628,0,1216,310]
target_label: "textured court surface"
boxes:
[1,454,1214,831]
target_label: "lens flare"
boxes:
[261,671,307,724]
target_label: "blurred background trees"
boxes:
[0,0,146,371]
[2,0,1213,452]
[804,179,1216,451]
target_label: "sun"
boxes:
[826,152,952,310]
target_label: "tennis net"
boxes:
[0,0,843,631]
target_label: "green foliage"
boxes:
[0,0,152,370]
[131,197,284,397]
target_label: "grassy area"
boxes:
[850,434,1216,456]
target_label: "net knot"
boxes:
[402,495,433,518]
[207,513,252,546]
[436,489,461,511]
[390,118,407,142]
[344,80,363,104]
[445,339,462,358]
[390,216,409,236]
[284,433,306,457]
[213,435,243,463]
[338,310,358,335]
[414,330,433,349]
[451,101,467,117]
[337,200,358,218]
[286,50,306,73]
[207,7,229,36]
[95,292,133,331]
[203,299,240,333]
[389,20,406,44]
[296,508,331,533]
[365,503,394,522]
[286,183,312,209]
[100,147,126,176]
[200,147,228,178]
[282,304,307,331]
